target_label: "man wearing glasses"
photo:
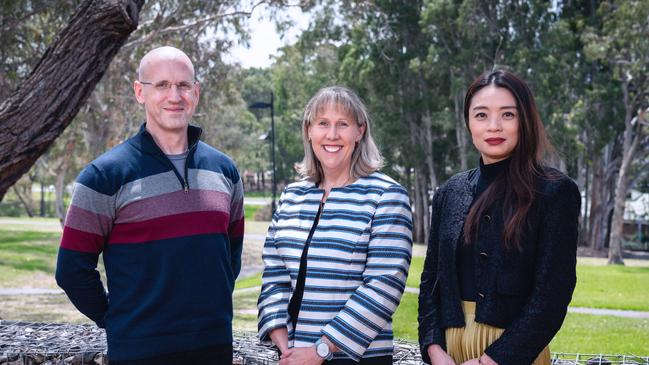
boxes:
[56,46,244,365]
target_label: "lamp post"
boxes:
[249,92,276,213]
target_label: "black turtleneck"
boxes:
[457,157,511,301]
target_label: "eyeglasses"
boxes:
[138,80,197,93]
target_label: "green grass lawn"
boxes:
[550,313,649,354]
[235,273,262,290]
[392,293,649,355]
[571,265,649,311]
[406,256,649,311]
[244,204,262,221]
[0,229,61,288]
[2,216,648,355]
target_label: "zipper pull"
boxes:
[184,181,189,193]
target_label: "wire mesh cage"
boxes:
[0,320,106,364]
[551,353,649,365]
[2,321,647,365]
[0,321,424,364]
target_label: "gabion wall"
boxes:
[1,321,647,365]
[0,321,422,364]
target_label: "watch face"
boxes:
[316,342,329,357]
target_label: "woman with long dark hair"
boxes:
[418,70,580,365]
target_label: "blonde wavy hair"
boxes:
[295,85,384,182]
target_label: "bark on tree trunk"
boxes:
[587,155,603,249]
[0,0,145,200]
[413,167,426,244]
[608,84,643,265]
[609,165,629,265]
[454,91,468,171]
[11,185,34,217]
[589,143,619,252]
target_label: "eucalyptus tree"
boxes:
[583,0,649,264]
[0,0,288,203]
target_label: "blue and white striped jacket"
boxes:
[257,171,413,361]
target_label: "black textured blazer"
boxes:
[418,166,580,365]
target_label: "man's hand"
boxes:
[428,344,457,365]
[278,347,324,365]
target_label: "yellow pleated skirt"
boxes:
[445,301,550,365]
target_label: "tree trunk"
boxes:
[11,185,34,217]
[577,148,589,246]
[587,154,604,249]
[412,167,426,244]
[609,164,629,264]
[0,0,145,200]
[40,181,46,217]
[608,84,643,265]
[454,91,468,171]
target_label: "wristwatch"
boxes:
[314,338,334,361]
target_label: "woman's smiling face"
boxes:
[307,104,365,179]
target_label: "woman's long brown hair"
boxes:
[463,70,553,251]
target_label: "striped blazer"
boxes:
[257,171,413,361]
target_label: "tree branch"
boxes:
[122,0,268,50]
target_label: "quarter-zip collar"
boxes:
[128,123,203,192]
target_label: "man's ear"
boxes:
[134,81,145,104]
[193,81,200,102]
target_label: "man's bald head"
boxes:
[137,46,195,81]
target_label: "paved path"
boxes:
[4,285,649,319]
[0,288,64,295]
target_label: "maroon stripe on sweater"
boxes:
[228,217,244,238]
[115,189,231,224]
[108,211,230,244]
[64,204,112,236]
[61,226,106,253]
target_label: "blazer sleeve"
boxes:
[485,177,581,365]
[257,189,292,344]
[418,188,445,364]
[321,184,413,361]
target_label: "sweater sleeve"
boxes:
[418,188,445,363]
[257,189,292,344]
[228,170,245,280]
[321,184,413,361]
[55,164,114,328]
[484,177,580,365]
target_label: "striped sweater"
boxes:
[55,124,244,361]
[257,172,412,361]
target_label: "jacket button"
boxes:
[478,292,485,298]
[483,214,491,222]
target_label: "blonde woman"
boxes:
[258,86,413,364]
